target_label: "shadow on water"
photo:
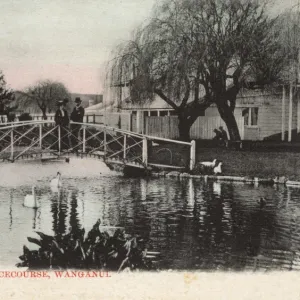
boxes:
[2,161,300,271]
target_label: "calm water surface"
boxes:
[1,158,300,271]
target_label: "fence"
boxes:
[145,116,245,140]
[103,112,131,131]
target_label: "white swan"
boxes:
[200,159,217,168]
[213,162,223,174]
[24,186,39,208]
[51,172,62,187]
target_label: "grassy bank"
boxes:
[149,141,300,180]
[197,147,300,181]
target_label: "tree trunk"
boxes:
[217,102,241,141]
[178,116,191,141]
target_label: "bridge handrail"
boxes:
[1,120,192,145]
[0,120,54,130]
[0,120,148,141]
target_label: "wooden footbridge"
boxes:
[0,120,196,171]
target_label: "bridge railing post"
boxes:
[10,129,14,161]
[142,137,148,166]
[58,126,61,155]
[83,126,86,153]
[39,123,43,149]
[190,140,196,171]
[104,128,107,157]
[123,134,127,160]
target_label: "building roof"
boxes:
[120,87,282,110]
[70,93,103,108]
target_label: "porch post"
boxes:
[128,113,131,131]
[136,111,141,133]
[282,85,286,141]
[288,83,293,142]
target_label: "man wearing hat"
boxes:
[54,100,70,150]
[70,97,85,152]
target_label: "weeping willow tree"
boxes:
[275,8,300,84]
[108,0,286,141]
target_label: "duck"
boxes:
[24,186,39,208]
[257,197,267,209]
[50,172,62,187]
[200,159,217,168]
[213,162,222,174]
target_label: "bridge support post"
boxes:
[83,126,86,153]
[58,126,61,155]
[39,124,43,149]
[142,137,148,166]
[104,129,107,157]
[10,129,14,161]
[190,140,196,171]
[123,135,127,160]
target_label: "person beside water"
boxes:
[70,97,85,153]
[219,126,228,141]
[54,100,70,150]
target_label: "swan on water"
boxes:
[51,172,62,187]
[213,162,222,174]
[24,186,39,208]
[200,159,217,168]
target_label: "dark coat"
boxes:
[55,108,69,126]
[70,106,85,123]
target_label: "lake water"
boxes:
[1,158,300,271]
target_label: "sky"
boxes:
[0,0,156,94]
[0,0,298,95]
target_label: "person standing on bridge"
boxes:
[70,97,85,153]
[54,100,70,150]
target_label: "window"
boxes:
[160,111,168,116]
[150,111,158,116]
[169,110,177,116]
[242,107,258,126]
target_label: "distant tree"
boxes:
[18,80,71,120]
[108,0,285,141]
[0,70,17,122]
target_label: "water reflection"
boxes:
[3,160,300,271]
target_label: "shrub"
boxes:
[16,219,156,271]
[18,113,33,121]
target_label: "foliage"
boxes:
[18,80,71,119]
[16,219,155,271]
[0,70,17,119]
[108,0,285,141]
[18,112,33,121]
